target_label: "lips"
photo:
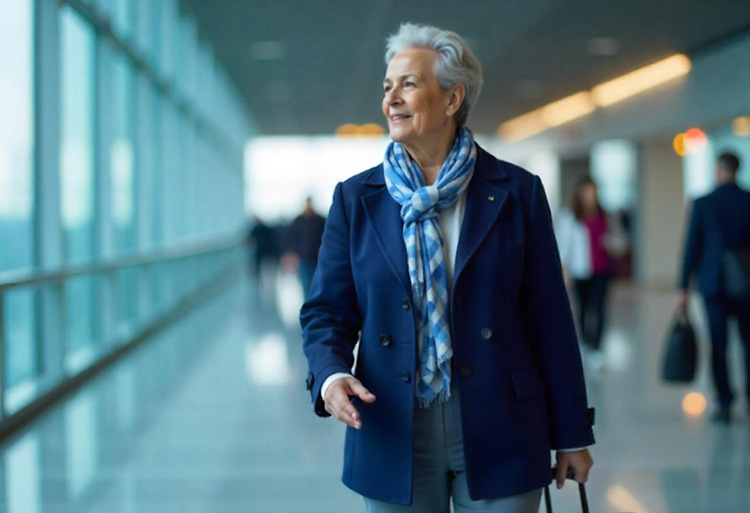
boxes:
[390,114,411,122]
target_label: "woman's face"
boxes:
[580,183,598,210]
[381,48,455,146]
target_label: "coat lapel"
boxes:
[359,144,510,296]
[361,167,411,296]
[454,145,510,285]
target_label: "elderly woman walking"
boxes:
[301,23,595,512]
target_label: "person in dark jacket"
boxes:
[677,151,750,423]
[301,23,594,513]
[286,197,326,298]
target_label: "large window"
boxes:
[0,0,35,273]
[111,49,138,334]
[0,0,38,392]
[60,6,96,264]
[60,6,98,372]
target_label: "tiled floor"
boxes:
[2,272,749,513]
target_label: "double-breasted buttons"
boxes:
[398,372,411,383]
[379,334,392,347]
[459,365,473,377]
[401,299,411,311]
[480,327,493,340]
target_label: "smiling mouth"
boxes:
[390,115,411,122]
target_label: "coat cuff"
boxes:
[306,363,353,417]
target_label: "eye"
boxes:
[404,81,416,87]
[383,85,391,93]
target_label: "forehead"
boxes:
[384,48,438,80]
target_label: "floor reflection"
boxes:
[1,279,749,512]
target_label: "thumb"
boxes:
[555,463,568,490]
[349,380,376,402]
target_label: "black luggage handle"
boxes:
[544,468,589,513]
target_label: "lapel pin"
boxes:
[488,195,495,201]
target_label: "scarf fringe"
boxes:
[417,386,452,409]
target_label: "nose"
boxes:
[384,87,403,107]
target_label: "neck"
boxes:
[402,124,459,185]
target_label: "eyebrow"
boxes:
[383,74,418,84]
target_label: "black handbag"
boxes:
[723,248,750,299]
[661,312,698,383]
[544,468,589,513]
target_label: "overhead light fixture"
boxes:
[591,54,691,107]
[733,116,750,137]
[540,92,596,127]
[498,54,693,142]
[498,92,594,141]
[673,133,687,156]
[684,128,707,153]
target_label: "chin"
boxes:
[388,128,412,144]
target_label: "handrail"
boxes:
[0,234,245,292]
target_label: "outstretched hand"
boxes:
[324,377,376,429]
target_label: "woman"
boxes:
[556,177,620,372]
[301,23,595,512]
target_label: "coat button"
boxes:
[401,299,411,311]
[379,334,392,347]
[480,328,493,340]
[459,365,472,377]
[399,372,411,383]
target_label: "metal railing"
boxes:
[0,234,246,440]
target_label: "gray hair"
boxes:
[385,23,483,126]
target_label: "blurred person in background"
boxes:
[677,151,750,423]
[245,215,280,304]
[283,197,326,298]
[556,176,626,373]
[301,22,594,513]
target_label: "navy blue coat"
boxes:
[301,144,595,505]
[679,183,750,297]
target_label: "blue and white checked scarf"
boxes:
[383,126,477,408]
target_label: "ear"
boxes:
[445,83,466,117]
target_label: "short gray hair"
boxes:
[385,23,483,126]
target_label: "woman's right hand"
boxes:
[324,377,377,429]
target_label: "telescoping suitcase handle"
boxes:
[544,468,589,513]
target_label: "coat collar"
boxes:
[361,142,511,296]
[362,142,508,187]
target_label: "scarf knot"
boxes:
[383,126,477,408]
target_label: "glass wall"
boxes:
[0,0,38,392]
[1,0,252,424]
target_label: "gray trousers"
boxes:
[364,384,542,513]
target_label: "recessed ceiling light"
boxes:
[586,37,620,56]
[251,41,286,61]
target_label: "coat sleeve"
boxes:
[300,182,362,417]
[521,176,595,449]
[678,199,702,291]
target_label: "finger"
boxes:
[349,381,377,402]
[572,463,591,484]
[555,463,568,489]
[334,409,362,429]
[331,392,362,429]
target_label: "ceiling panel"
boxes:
[182,0,750,135]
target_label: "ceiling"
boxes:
[182,0,750,136]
